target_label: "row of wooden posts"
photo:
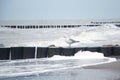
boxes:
[0,47,120,60]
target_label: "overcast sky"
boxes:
[0,0,120,20]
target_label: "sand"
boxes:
[80,57,120,80]
[84,60,120,70]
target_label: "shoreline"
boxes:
[83,56,120,71]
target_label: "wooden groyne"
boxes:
[0,47,120,60]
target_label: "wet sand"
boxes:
[84,56,120,70]
[84,60,120,70]
[81,57,120,80]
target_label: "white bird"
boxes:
[64,36,80,48]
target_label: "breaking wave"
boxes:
[0,51,116,78]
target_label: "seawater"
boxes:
[0,51,117,80]
[0,24,120,47]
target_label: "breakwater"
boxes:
[0,47,120,60]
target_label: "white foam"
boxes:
[0,51,117,78]
[74,51,105,59]
[49,51,109,60]
[0,24,120,47]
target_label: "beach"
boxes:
[0,56,120,80]
[0,25,120,80]
[80,57,120,80]
[84,56,120,70]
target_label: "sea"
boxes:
[0,51,118,80]
[0,24,120,80]
[0,24,120,47]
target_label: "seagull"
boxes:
[64,36,80,48]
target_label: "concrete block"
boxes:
[86,47,101,52]
[11,47,23,60]
[47,48,62,57]
[0,48,10,60]
[23,47,35,59]
[37,47,48,58]
[113,47,120,55]
[74,47,87,53]
[62,48,75,56]
[100,47,113,56]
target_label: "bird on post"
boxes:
[64,36,79,48]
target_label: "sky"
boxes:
[0,0,120,20]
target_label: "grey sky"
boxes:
[0,0,120,20]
